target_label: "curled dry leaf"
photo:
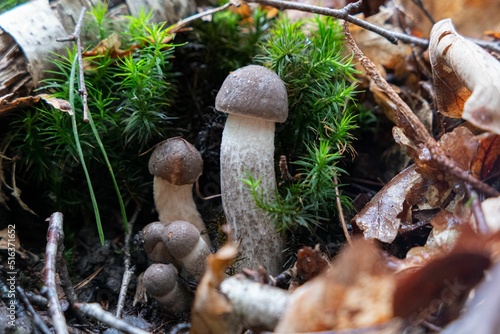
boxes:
[394,225,495,326]
[190,241,240,334]
[471,133,500,180]
[275,240,399,332]
[0,94,72,115]
[352,165,421,243]
[442,260,500,333]
[354,126,479,243]
[430,19,500,134]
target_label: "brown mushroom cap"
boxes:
[141,222,173,263]
[148,137,203,185]
[165,220,200,259]
[215,65,288,123]
[142,263,178,297]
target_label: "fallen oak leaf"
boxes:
[430,19,500,134]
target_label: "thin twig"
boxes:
[342,22,500,198]
[75,303,151,334]
[246,0,428,46]
[25,291,49,310]
[57,8,89,122]
[169,1,237,34]
[43,212,69,334]
[466,184,489,234]
[334,175,351,245]
[410,0,435,24]
[17,286,52,334]
[116,207,141,318]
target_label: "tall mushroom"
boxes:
[215,65,288,275]
[148,137,211,246]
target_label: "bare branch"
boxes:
[43,212,68,334]
[75,303,151,334]
[246,0,428,46]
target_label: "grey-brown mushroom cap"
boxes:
[142,263,178,296]
[215,65,289,123]
[164,220,200,259]
[148,137,203,185]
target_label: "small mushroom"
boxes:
[215,65,288,275]
[165,220,212,281]
[142,263,192,313]
[141,221,174,263]
[148,137,211,246]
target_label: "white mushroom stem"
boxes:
[221,114,284,275]
[154,178,211,246]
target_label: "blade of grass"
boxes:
[68,54,105,244]
[85,113,129,233]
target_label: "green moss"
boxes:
[247,15,359,240]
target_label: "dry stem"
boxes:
[246,0,428,46]
[116,207,141,318]
[43,212,68,334]
[75,303,151,334]
[17,286,52,334]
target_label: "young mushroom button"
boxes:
[164,220,211,281]
[148,137,211,246]
[142,263,192,313]
[215,65,288,275]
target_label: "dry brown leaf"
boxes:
[354,126,479,244]
[394,251,490,326]
[352,165,421,243]
[394,0,500,39]
[0,93,72,115]
[430,19,500,134]
[190,241,240,334]
[275,239,400,332]
[471,133,500,180]
[394,225,495,326]
[402,210,465,272]
[350,6,412,78]
[294,246,329,283]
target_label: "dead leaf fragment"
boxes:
[394,0,500,39]
[353,165,421,243]
[430,19,500,134]
[0,93,72,114]
[190,241,240,334]
[394,225,494,326]
[471,133,500,180]
[275,240,399,332]
[350,6,412,78]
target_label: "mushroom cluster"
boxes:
[216,65,289,275]
[141,138,211,312]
